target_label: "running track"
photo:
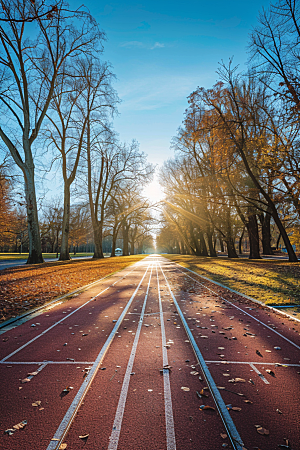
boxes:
[0,255,299,450]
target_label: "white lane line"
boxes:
[0,265,140,363]
[47,263,152,450]
[249,363,270,384]
[169,263,300,351]
[160,263,245,450]
[157,265,176,450]
[204,360,300,367]
[107,265,154,450]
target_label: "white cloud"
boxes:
[117,74,200,111]
[120,41,165,50]
[150,42,165,50]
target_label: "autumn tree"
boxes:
[190,63,298,261]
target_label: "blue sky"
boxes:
[85,0,271,161]
[56,1,272,200]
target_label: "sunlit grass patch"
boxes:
[164,255,300,306]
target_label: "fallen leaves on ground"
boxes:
[199,405,215,411]
[0,256,145,322]
[255,425,269,435]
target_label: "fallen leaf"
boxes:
[276,408,283,414]
[199,405,215,411]
[244,400,253,404]
[199,388,209,397]
[220,433,227,439]
[232,407,242,411]
[181,386,190,391]
[79,434,89,440]
[190,371,199,375]
[28,371,38,376]
[256,426,269,435]
[266,369,275,377]
[32,401,41,407]
[13,420,27,430]
[21,378,31,383]
[59,444,67,449]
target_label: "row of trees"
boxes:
[158,0,300,262]
[0,0,154,262]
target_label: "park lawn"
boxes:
[0,252,94,260]
[0,255,146,322]
[165,254,300,306]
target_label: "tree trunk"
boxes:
[122,221,129,256]
[226,238,238,258]
[25,167,43,264]
[206,228,217,257]
[130,239,135,255]
[111,227,117,257]
[246,214,261,259]
[239,227,245,254]
[59,183,71,261]
[260,211,273,255]
[199,230,208,256]
[93,223,104,258]
[219,234,224,252]
[276,232,282,250]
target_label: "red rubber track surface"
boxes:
[0,256,299,450]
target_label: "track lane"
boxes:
[160,256,300,449]
[1,255,300,450]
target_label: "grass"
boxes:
[165,254,300,306]
[0,252,94,260]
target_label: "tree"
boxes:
[190,63,298,261]
[46,56,111,260]
[0,0,101,263]
[86,136,153,258]
[249,0,300,112]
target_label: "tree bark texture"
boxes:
[246,213,261,259]
[59,184,71,261]
[24,167,43,264]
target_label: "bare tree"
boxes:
[46,56,112,260]
[0,0,101,263]
[249,0,300,112]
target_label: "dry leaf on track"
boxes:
[79,434,89,440]
[199,405,215,411]
[256,426,269,435]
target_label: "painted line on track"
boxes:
[204,360,300,367]
[107,264,154,450]
[168,262,300,351]
[249,363,270,384]
[160,263,245,450]
[156,264,176,450]
[0,263,144,363]
[47,262,152,450]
